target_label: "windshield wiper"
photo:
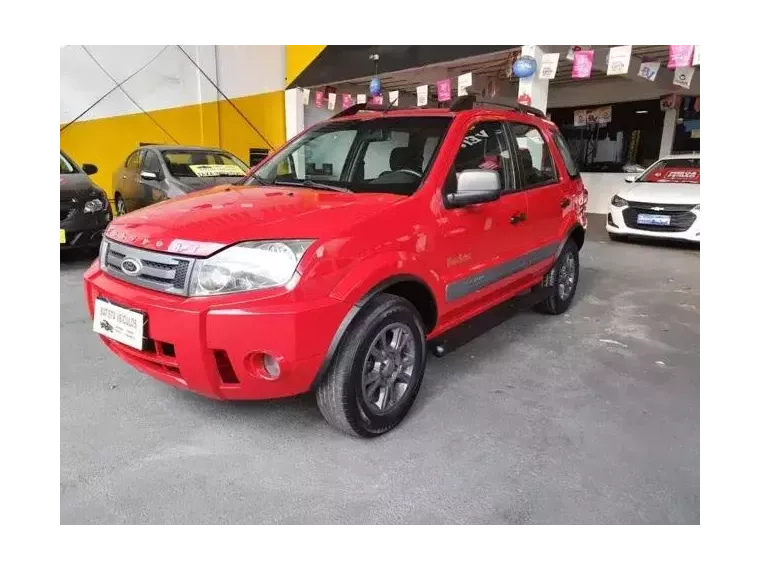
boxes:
[272,179,352,193]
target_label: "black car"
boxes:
[60,151,112,252]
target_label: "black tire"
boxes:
[534,239,580,315]
[316,293,427,438]
[608,232,626,242]
[115,194,127,216]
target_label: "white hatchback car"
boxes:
[607,154,700,243]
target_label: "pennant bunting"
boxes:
[572,50,594,78]
[357,94,367,104]
[692,45,700,66]
[607,45,632,75]
[668,45,694,69]
[301,88,310,105]
[388,90,400,106]
[371,95,383,105]
[315,90,324,108]
[673,66,695,89]
[457,72,473,96]
[436,79,452,102]
[538,53,560,79]
[327,92,336,111]
[417,84,428,107]
[638,61,660,81]
[341,93,354,109]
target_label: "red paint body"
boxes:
[84,107,586,400]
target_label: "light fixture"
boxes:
[635,110,649,114]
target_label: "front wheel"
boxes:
[316,293,427,438]
[534,240,580,315]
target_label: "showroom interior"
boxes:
[60,45,700,524]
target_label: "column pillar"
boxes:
[285,87,304,141]
[517,45,550,113]
[659,108,677,158]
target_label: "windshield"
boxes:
[162,150,248,178]
[60,153,77,174]
[247,117,452,196]
[639,157,700,184]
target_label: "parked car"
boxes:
[61,151,112,251]
[111,145,249,215]
[84,96,587,437]
[607,154,700,243]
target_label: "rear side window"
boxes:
[143,151,160,174]
[511,123,557,188]
[552,131,580,178]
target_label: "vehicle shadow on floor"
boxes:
[608,235,700,252]
[61,249,98,270]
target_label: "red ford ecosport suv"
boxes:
[84,95,587,437]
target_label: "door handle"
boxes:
[560,198,571,208]
[122,175,127,179]
[510,212,527,224]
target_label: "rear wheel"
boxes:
[316,293,427,438]
[534,240,580,315]
[115,194,127,216]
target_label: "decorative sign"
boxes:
[341,93,354,109]
[327,92,336,111]
[357,94,367,104]
[437,79,452,102]
[458,72,473,96]
[573,109,587,127]
[417,84,428,106]
[539,53,560,79]
[572,50,594,78]
[388,90,399,106]
[315,90,324,108]
[638,61,661,81]
[301,88,310,105]
[673,66,695,89]
[668,45,694,69]
[369,77,382,96]
[660,93,679,111]
[607,45,632,75]
[586,105,612,124]
[517,93,532,106]
[691,40,705,65]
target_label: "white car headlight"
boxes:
[84,197,107,213]
[189,240,313,296]
[611,194,628,207]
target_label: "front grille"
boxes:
[101,239,196,295]
[622,204,696,233]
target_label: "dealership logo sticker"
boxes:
[638,61,661,81]
[673,67,695,89]
[607,45,632,75]
[538,53,560,79]
[668,45,694,69]
[572,50,594,78]
[417,84,428,107]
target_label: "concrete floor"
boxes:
[60,219,699,524]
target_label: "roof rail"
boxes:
[331,102,393,118]
[449,94,547,119]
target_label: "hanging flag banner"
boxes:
[357,94,367,104]
[539,53,560,79]
[437,79,452,102]
[566,46,584,61]
[573,109,587,127]
[691,40,705,65]
[301,88,310,105]
[371,95,383,105]
[572,50,594,78]
[668,45,694,69]
[315,90,324,108]
[607,45,632,75]
[457,72,473,96]
[417,84,428,107]
[327,92,336,111]
[341,93,354,109]
[388,90,400,106]
[673,66,695,89]
[638,61,661,81]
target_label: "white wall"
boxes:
[60,45,286,123]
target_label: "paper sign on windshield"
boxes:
[642,167,700,184]
[188,164,246,177]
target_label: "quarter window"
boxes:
[552,131,580,178]
[511,123,557,187]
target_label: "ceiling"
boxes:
[333,45,674,97]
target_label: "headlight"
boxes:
[611,194,628,207]
[84,197,106,213]
[189,240,313,296]
[99,239,109,267]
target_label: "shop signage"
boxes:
[607,45,632,75]
[638,61,661,81]
[572,50,594,78]
[539,53,560,79]
[417,85,428,107]
[668,45,694,69]
[573,106,612,127]
[673,67,695,89]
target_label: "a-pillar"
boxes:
[517,45,550,113]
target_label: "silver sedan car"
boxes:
[112,145,250,215]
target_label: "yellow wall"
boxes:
[286,45,326,86]
[60,91,285,199]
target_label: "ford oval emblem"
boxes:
[121,258,142,276]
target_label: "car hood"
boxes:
[61,172,101,199]
[104,184,404,255]
[618,182,700,204]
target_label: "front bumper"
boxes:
[61,209,112,250]
[83,262,352,400]
[606,204,700,242]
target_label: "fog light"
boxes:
[263,354,280,379]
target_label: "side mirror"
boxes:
[82,163,98,175]
[140,170,158,181]
[625,175,638,183]
[446,170,501,208]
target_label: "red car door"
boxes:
[431,119,531,317]
[508,121,566,271]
